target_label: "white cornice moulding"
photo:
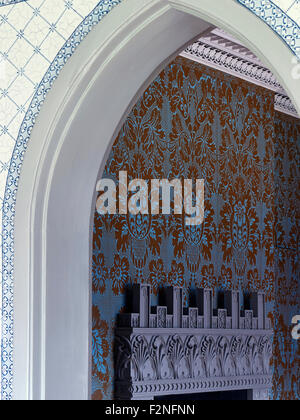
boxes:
[181,29,299,119]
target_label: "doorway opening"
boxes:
[91,29,299,400]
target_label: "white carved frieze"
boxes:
[115,285,273,400]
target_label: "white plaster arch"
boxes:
[13,0,300,400]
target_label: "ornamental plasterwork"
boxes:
[181,28,299,118]
[115,285,273,400]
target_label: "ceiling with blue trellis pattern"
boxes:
[0,0,299,400]
[238,0,300,57]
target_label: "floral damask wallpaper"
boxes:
[92,57,299,400]
[0,0,298,401]
[273,113,300,400]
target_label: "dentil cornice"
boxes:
[181,28,299,119]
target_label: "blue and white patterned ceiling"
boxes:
[0,0,299,401]
[248,0,300,25]
[275,0,300,23]
[0,0,299,25]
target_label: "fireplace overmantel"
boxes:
[115,285,273,400]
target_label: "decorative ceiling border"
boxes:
[0,0,27,6]
[0,0,299,402]
[181,28,299,118]
[237,0,300,59]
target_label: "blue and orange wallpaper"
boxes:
[92,57,299,400]
[273,113,300,400]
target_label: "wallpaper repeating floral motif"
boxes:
[92,57,298,400]
[0,0,298,401]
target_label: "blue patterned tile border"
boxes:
[1,0,122,400]
[238,0,300,59]
[0,0,27,6]
[1,0,299,401]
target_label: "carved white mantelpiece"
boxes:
[181,28,299,119]
[115,285,273,400]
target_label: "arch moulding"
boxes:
[13,0,300,400]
